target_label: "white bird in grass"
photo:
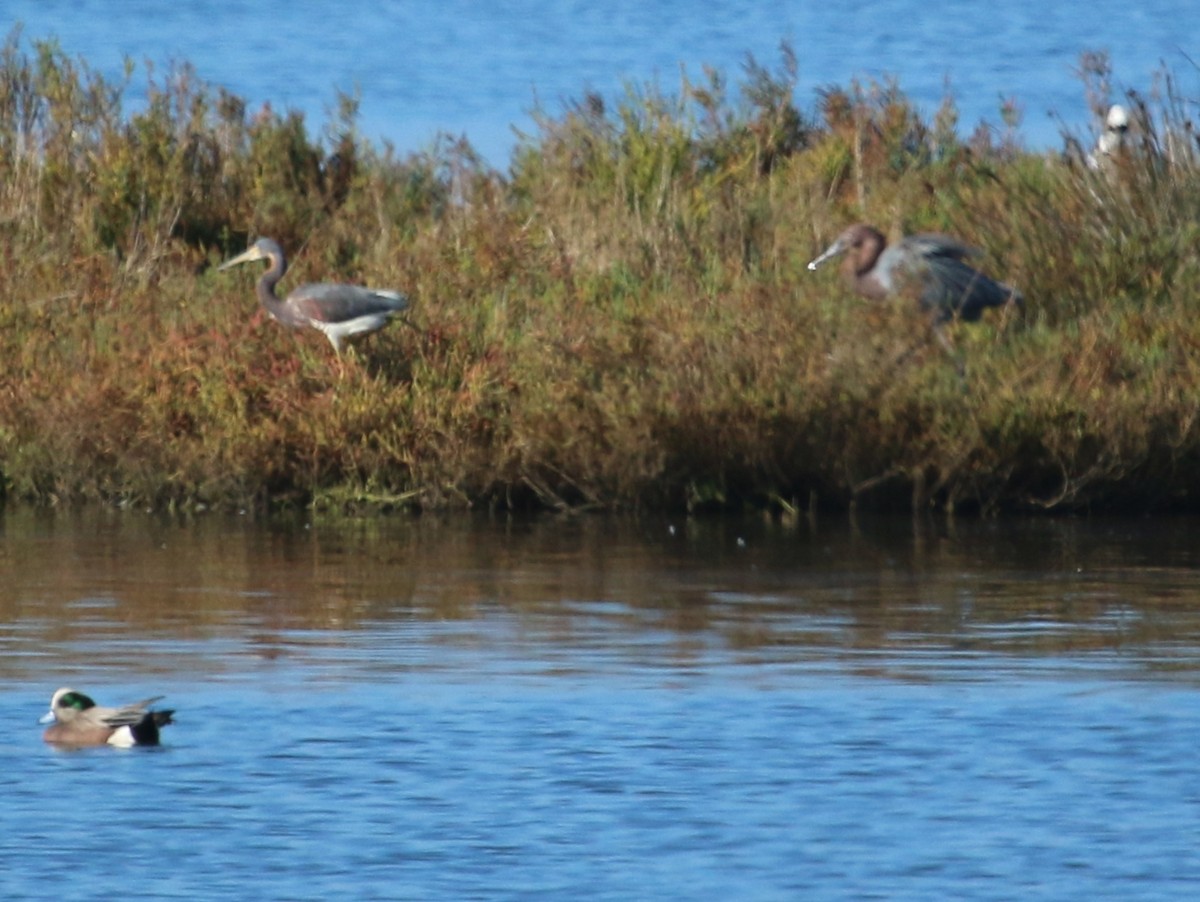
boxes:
[1087,104,1130,170]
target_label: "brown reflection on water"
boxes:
[4,506,1200,679]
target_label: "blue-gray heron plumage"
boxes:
[218,237,409,353]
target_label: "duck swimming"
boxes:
[40,688,175,747]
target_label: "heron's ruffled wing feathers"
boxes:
[288,283,410,325]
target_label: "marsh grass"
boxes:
[1,33,1199,514]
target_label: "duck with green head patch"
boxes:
[40,688,175,747]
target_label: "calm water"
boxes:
[8,1,1200,164]
[1,508,1200,899]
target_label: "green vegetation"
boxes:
[1,33,1198,514]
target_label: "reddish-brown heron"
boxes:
[807,223,1023,325]
[219,237,410,354]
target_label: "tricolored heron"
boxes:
[808,223,1023,324]
[218,237,410,354]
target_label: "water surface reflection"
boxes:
[4,509,1200,899]
[3,508,1200,684]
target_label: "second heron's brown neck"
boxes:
[840,226,888,299]
[847,226,886,277]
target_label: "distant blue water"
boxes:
[7,1,1200,165]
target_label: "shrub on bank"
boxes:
[1,32,1198,513]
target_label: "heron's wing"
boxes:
[902,233,981,263]
[288,283,410,325]
[921,257,1021,322]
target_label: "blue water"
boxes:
[3,510,1200,899]
[8,1,1200,165]
[8,673,1200,900]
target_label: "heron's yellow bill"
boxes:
[218,245,269,271]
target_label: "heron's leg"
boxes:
[324,337,346,379]
[931,324,967,381]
